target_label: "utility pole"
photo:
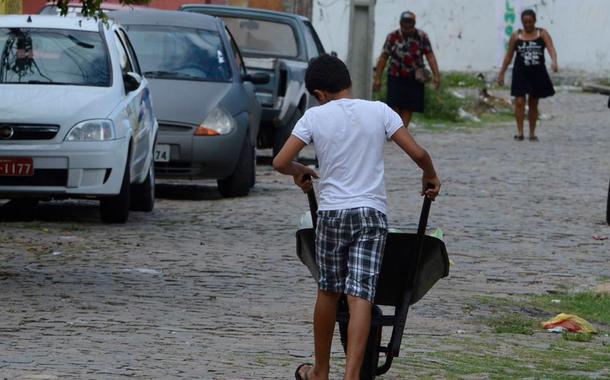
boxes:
[346,0,375,100]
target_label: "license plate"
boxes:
[0,157,34,176]
[154,144,170,162]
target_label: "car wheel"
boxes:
[606,178,610,225]
[272,109,302,157]
[217,136,255,198]
[130,163,155,212]
[100,158,131,223]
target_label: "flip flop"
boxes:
[514,135,524,141]
[295,363,313,380]
[529,136,539,141]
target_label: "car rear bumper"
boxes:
[0,139,128,197]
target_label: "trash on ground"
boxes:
[542,313,596,334]
[592,234,608,240]
[458,107,481,123]
[594,282,610,295]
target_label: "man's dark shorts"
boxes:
[387,74,425,113]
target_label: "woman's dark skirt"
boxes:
[386,74,425,112]
[511,64,555,98]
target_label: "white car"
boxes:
[0,15,158,223]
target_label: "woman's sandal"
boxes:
[514,135,524,141]
[295,363,313,380]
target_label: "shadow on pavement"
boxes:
[0,199,99,223]
[155,183,222,201]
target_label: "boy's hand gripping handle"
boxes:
[304,174,318,230]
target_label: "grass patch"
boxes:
[529,292,610,326]
[562,331,593,342]
[373,69,513,127]
[486,315,537,335]
[443,71,485,88]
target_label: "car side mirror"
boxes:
[123,72,142,93]
[330,51,338,57]
[242,72,270,85]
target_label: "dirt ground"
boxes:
[1,90,609,379]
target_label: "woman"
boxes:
[498,9,558,141]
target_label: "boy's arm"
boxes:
[272,135,319,192]
[391,127,441,199]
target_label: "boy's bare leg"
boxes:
[514,96,526,137]
[344,295,373,380]
[527,96,539,138]
[299,289,341,380]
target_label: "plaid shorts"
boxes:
[315,207,388,302]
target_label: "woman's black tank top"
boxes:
[515,29,546,67]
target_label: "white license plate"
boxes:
[154,144,170,162]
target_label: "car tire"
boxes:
[272,109,302,157]
[606,178,610,225]
[100,158,131,223]
[217,136,255,198]
[130,163,155,212]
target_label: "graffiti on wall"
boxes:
[503,0,516,49]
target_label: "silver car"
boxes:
[0,15,158,223]
[111,9,268,197]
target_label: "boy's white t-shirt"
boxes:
[292,98,403,215]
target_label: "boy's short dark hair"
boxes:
[305,54,352,96]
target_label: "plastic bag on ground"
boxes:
[542,313,596,334]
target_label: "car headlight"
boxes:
[65,119,116,141]
[194,107,236,136]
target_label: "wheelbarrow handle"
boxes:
[304,174,318,230]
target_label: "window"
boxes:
[222,17,299,58]
[125,26,232,82]
[113,31,133,74]
[225,26,246,76]
[304,21,325,57]
[0,27,110,86]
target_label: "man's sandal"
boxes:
[514,135,524,141]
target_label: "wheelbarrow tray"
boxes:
[296,226,449,306]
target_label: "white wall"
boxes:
[313,0,610,76]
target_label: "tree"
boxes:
[54,0,151,18]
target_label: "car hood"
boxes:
[146,79,232,125]
[0,85,120,125]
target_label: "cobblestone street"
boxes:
[1,90,609,379]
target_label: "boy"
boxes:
[273,54,440,380]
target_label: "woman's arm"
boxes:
[541,29,558,72]
[497,32,518,86]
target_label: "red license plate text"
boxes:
[0,158,34,176]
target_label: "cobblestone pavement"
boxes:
[0,90,608,379]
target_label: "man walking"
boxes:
[374,11,441,129]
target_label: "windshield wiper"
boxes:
[143,71,200,80]
[26,80,71,85]
[68,34,95,49]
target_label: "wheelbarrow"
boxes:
[295,187,449,379]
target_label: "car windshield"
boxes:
[125,26,232,82]
[221,17,298,58]
[0,27,110,86]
